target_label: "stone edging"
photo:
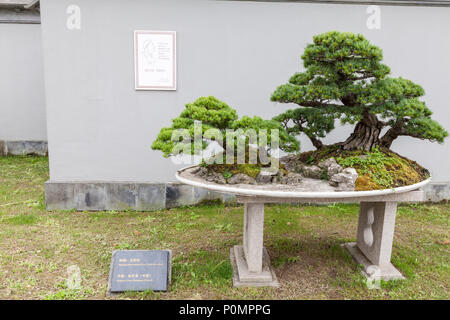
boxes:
[0,8,40,24]
[0,140,48,156]
[44,181,449,211]
[44,181,236,211]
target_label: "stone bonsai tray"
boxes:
[176,166,431,199]
[176,165,431,287]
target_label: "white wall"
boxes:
[0,23,47,141]
[40,0,450,182]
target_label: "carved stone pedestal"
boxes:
[230,203,279,287]
[231,190,424,287]
[343,201,405,280]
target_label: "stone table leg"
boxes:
[344,201,405,281]
[230,202,279,287]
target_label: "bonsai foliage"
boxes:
[271,31,448,151]
[231,115,299,152]
[151,96,299,161]
[273,108,335,150]
[151,96,237,157]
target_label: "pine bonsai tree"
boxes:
[151,96,238,157]
[151,96,299,160]
[271,31,447,151]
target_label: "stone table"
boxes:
[176,166,430,287]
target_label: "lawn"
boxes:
[0,156,448,300]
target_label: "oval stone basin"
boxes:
[176,165,431,199]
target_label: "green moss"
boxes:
[202,144,429,190]
[203,150,280,180]
[298,144,429,191]
[337,147,396,189]
[208,163,262,179]
[297,144,341,164]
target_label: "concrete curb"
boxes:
[0,140,48,156]
[44,180,449,211]
[45,181,236,211]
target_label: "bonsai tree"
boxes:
[151,96,238,157]
[271,31,448,151]
[151,96,299,162]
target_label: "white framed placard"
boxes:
[134,30,176,90]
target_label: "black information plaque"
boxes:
[107,250,171,293]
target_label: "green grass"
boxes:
[2,214,39,225]
[0,156,448,299]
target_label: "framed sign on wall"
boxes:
[134,30,176,90]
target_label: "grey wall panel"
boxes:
[0,23,46,140]
[40,0,450,183]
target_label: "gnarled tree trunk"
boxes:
[308,135,324,150]
[379,119,407,149]
[342,112,383,151]
[379,128,398,149]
